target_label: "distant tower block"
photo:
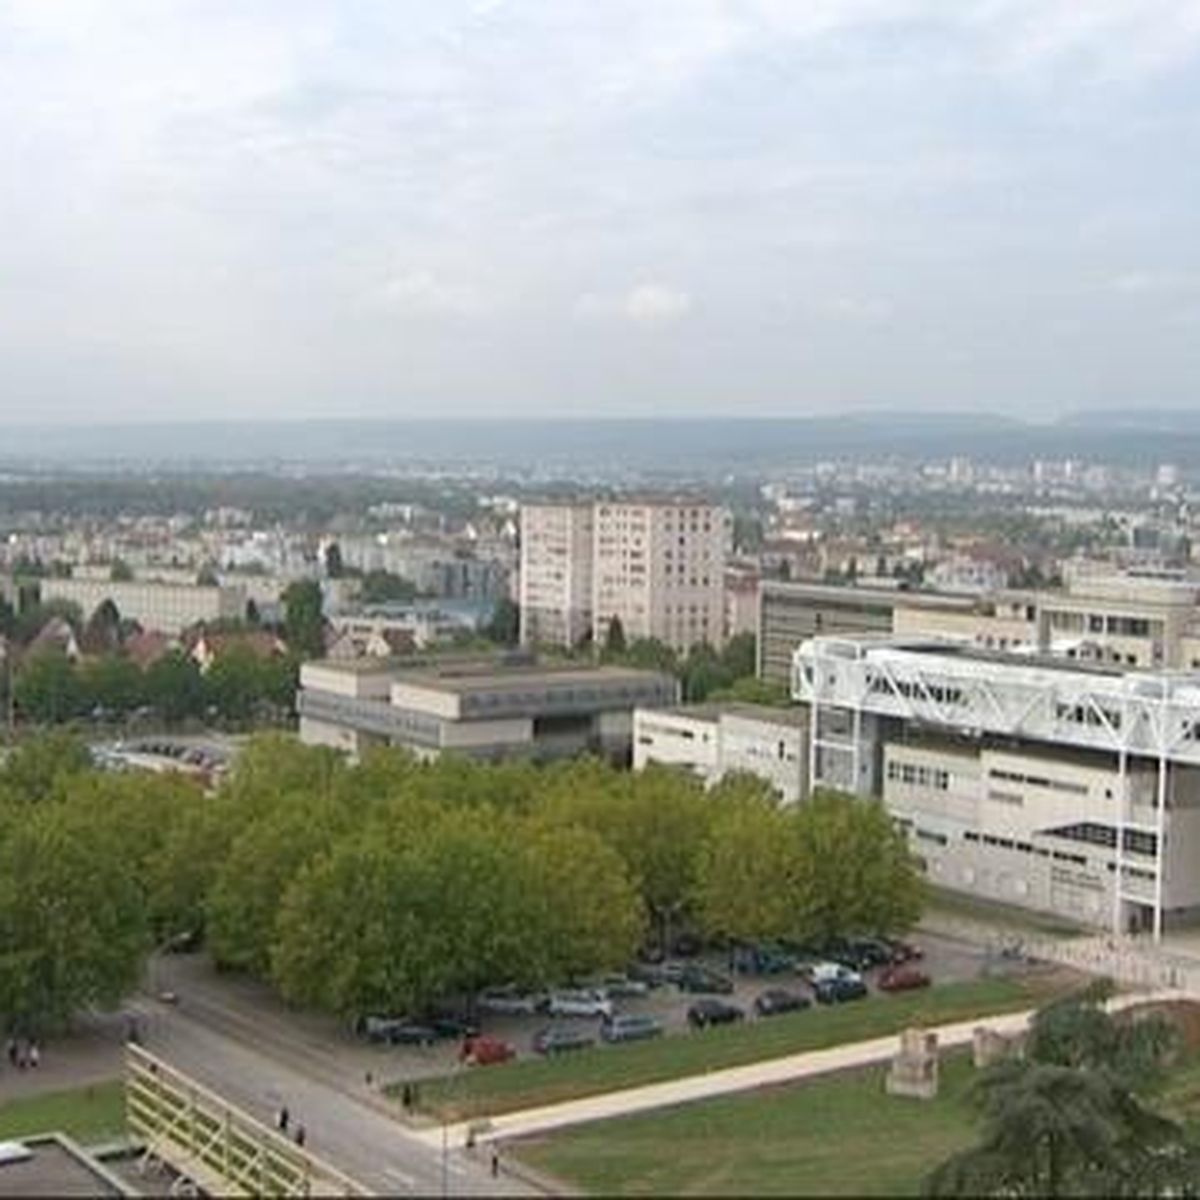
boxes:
[885,1028,939,1100]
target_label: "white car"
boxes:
[808,961,862,987]
[547,989,614,1019]
[477,987,544,1016]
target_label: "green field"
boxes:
[0,1081,126,1144]
[516,1047,1200,1197]
[516,1054,980,1196]
[413,974,1071,1122]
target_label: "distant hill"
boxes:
[2,412,1198,472]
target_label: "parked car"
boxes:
[460,1034,515,1065]
[732,943,798,976]
[627,963,668,989]
[878,964,931,992]
[388,1022,438,1046]
[477,987,545,1016]
[671,932,704,957]
[547,989,614,1019]
[687,999,745,1029]
[677,965,735,995]
[532,1026,596,1056]
[822,938,890,972]
[659,960,689,986]
[754,988,811,1017]
[597,974,650,998]
[354,1015,408,1043]
[813,976,869,1005]
[881,938,924,964]
[808,961,863,987]
[426,1013,480,1040]
[600,1014,664,1044]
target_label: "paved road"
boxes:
[414,988,1188,1150]
[129,992,535,1197]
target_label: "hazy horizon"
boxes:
[3,2,1199,423]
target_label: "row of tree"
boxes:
[0,735,921,1034]
[11,647,298,726]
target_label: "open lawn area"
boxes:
[413,973,1074,1122]
[515,1046,1200,1197]
[0,1080,126,1144]
[515,1053,980,1197]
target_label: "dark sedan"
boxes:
[754,988,811,1017]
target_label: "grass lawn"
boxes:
[515,1053,981,1197]
[923,887,1085,939]
[0,1080,126,1144]
[413,974,1073,1122]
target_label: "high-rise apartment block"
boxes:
[519,503,595,649]
[519,498,730,653]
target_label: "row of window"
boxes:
[885,760,951,790]
[989,767,1089,796]
[962,830,1088,867]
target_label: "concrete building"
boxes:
[794,634,1200,937]
[519,502,595,648]
[40,577,247,636]
[592,499,730,653]
[633,702,808,803]
[298,657,678,763]
[757,581,981,685]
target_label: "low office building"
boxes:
[794,634,1200,937]
[299,657,678,763]
[633,702,808,803]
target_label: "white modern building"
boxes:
[519,502,595,648]
[794,634,1200,938]
[40,577,248,635]
[299,657,679,763]
[592,499,730,653]
[633,702,808,803]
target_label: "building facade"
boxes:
[794,634,1200,937]
[40,577,247,635]
[592,499,730,653]
[633,702,808,803]
[519,503,595,648]
[299,658,679,763]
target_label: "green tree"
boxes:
[925,1060,1200,1197]
[81,599,123,655]
[603,616,627,658]
[14,650,83,724]
[359,570,418,604]
[145,649,206,723]
[692,783,799,945]
[0,731,93,805]
[282,580,324,658]
[0,801,148,1035]
[720,631,757,680]
[324,541,344,579]
[110,559,134,582]
[707,676,791,706]
[79,655,144,717]
[792,788,923,942]
[485,597,520,646]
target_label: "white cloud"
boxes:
[376,270,488,317]
[623,283,693,324]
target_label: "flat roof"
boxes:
[761,580,983,611]
[393,663,675,694]
[898,640,1127,678]
[0,1136,126,1197]
[659,701,806,727]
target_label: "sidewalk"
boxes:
[414,988,1186,1151]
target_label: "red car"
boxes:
[459,1035,515,1066]
[878,964,931,992]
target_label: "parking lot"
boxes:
[349,929,1017,1073]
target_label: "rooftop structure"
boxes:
[794,634,1200,938]
[299,657,678,763]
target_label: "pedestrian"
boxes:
[5,1038,15,1068]
[28,1042,39,1069]
[490,1147,500,1178]
[277,1105,290,1133]
[410,1082,419,1111]
[364,1069,373,1089]
[294,1124,306,1148]
[401,1082,412,1111]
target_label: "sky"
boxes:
[2,0,1199,423]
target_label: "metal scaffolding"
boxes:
[126,1045,368,1197]
[794,636,1200,940]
